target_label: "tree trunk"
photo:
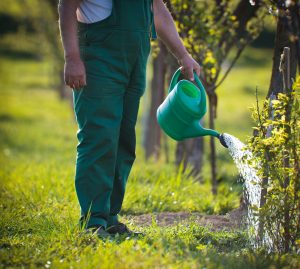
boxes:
[267,4,299,98]
[58,68,71,101]
[175,136,204,176]
[208,92,218,194]
[281,48,292,253]
[218,0,261,61]
[144,41,168,159]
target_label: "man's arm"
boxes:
[153,0,201,81]
[58,0,86,88]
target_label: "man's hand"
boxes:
[179,54,201,81]
[64,57,86,89]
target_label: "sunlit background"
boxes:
[1,1,299,268]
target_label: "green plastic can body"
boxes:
[156,71,220,140]
[157,83,201,140]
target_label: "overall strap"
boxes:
[150,0,157,40]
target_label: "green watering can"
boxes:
[156,68,228,148]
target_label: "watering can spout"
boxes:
[188,122,228,148]
[191,124,229,148]
[189,121,220,138]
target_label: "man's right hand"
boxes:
[64,57,86,89]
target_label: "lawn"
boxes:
[1,49,300,268]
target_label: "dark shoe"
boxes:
[85,225,111,239]
[106,222,143,237]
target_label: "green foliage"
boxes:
[248,77,300,252]
[169,0,265,86]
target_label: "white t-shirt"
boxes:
[76,0,113,24]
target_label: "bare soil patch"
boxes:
[128,208,246,231]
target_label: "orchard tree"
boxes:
[145,0,265,194]
[144,40,169,160]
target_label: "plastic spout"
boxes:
[218,133,228,148]
[188,122,220,138]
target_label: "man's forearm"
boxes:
[58,0,86,88]
[153,0,189,61]
[58,0,81,60]
[153,0,201,80]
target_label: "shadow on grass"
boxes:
[0,113,34,124]
[0,114,16,123]
[237,54,270,67]
[0,48,39,61]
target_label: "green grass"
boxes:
[1,49,300,268]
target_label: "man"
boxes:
[58,0,200,237]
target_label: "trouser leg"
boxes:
[73,89,124,229]
[107,87,142,227]
[107,36,149,226]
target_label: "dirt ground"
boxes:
[128,208,246,231]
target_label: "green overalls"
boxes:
[74,0,153,229]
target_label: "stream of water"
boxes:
[222,133,262,247]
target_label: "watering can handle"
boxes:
[168,68,206,94]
